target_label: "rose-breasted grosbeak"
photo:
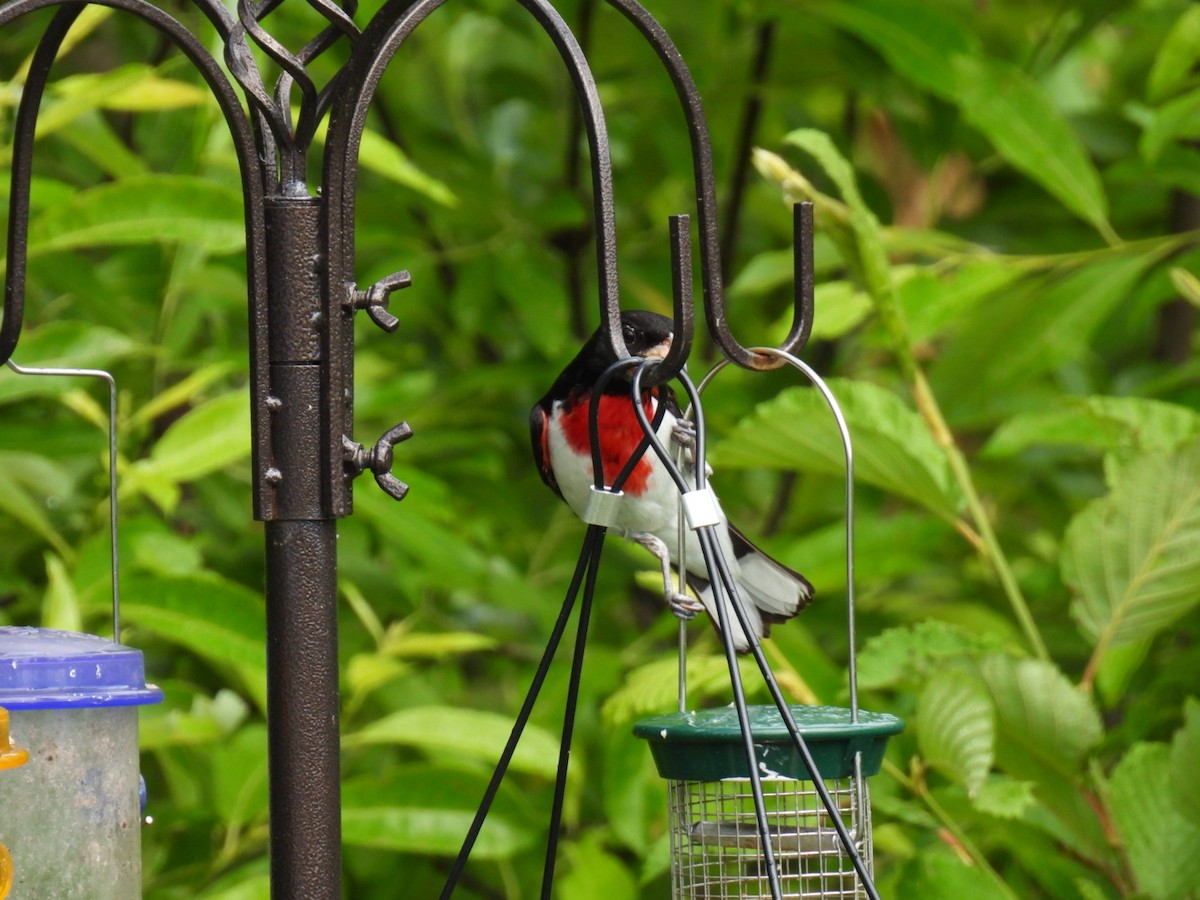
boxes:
[530,310,812,652]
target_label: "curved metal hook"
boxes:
[601,0,813,369]
[323,0,691,378]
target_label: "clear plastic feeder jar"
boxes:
[0,627,162,899]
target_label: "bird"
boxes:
[530,309,813,652]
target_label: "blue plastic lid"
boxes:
[0,627,163,710]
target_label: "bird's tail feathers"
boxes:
[686,527,813,653]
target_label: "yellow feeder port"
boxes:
[0,705,24,900]
[0,708,28,771]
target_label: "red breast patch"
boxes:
[558,392,656,495]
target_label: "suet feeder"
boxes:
[0,628,162,899]
[635,705,902,898]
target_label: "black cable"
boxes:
[540,524,604,898]
[439,524,606,900]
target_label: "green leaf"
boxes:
[1170,698,1200,827]
[712,379,962,521]
[310,119,457,207]
[894,846,1012,900]
[951,55,1112,237]
[1108,742,1200,899]
[342,805,534,860]
[53,64,208,113]
[980,655,1101,779]
[932,255,1150,423]
[0,455,72,558]
[343,706,562,779]
[917,672,994,796]
[1140,87,1200,162]
[1171,266,1200,309]
[858,621,1008,692]
[985,396,1200,459]
[0,323,140,405]
[1148,5,1200,102]
[1065,442,1200,653]
[602,654,760,726]
[130,391,251,487]
[558,831,640,899]
[971,775,1036,820]
[29,175,245,255]
[811,0,977,98]
[41,552,82,632]
[809,280,873,341]
[111,573,265,703]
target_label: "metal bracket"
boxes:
[343,422,414,501]
[348,270,411,333]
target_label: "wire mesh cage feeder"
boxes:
[618,345,905,900]
[635,705,902,899]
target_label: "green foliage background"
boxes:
[2,0,1200,896]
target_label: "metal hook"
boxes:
[3,360,121,642]
[601,0,814,368]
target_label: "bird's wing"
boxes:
[726,523,814,624]
[529,402,563,499]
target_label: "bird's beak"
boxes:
[644,334,672,361]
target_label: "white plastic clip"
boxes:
[583,486,625,527]
[681,487,721,530]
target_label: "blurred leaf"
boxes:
[713,379,962,521]
[129,391,250,489]
[981,655,1102,778]
[1065,442,1200,654]
[114,572,265,684]
[311,120,457,207]
[54,64,208,112]
[29,175,245,255]
[858,621,1008,692]
[985,396,1200,458]
[933,255,1149,422]
[1170,698,1200,827]
[1108,742,1200,900]
[1141,87,1200,162]
[139,686,249,751]
[41,552,81,632]
[894,846,1011,899]
[343,706,561,779]
[811,0,977,98]
[128,364,236,430]
[951,55,1112,236]
[917,672,994,796]
[809,280,873,341]
[1170,266,1200,308]
[602,653,760,726]
[0,323,140,404]
[1147,5,1200,102]
[211,724,269,830]
[558,831,640,899]
[971,775,1036,820]
[342,805,534,860]
[0,454,72,557]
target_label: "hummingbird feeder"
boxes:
[0,363,161,899]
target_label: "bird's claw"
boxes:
[668,592,704,620]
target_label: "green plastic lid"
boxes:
[633,705,903,782]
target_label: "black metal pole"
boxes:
[265,520,342,899]
[260,195,343,898]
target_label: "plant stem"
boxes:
[885,759,1022,900]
